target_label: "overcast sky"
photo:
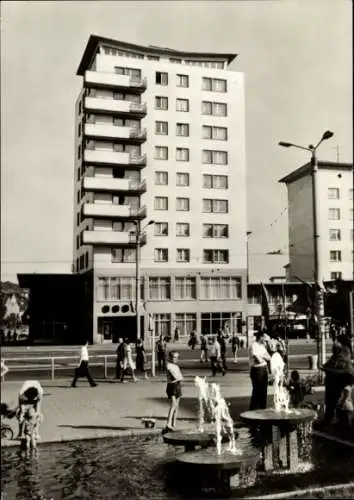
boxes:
[1,0,352,283]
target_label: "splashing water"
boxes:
[195,376,242,456]
[271,352,293,413]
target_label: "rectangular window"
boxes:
[170,58,182,64]
[176,148,190,162]
[148,55,160,61]
[175,277,196,298]
[176,197,190,211]
[176,222,190,237]
[176,172,190,186]
[154,222,168,236]
[78,145,81,159]
[202,126,227,141]
[202,150,228,165]
[330,271,342,280]
[154,313,171,338]
[176,123,189,137]
[155,146,168,160]
[156,71,168,85]
[155,96,168,110]
[176,74,189,88]
[328,187,340,199]
[203,174,228,189]
[154,248,168,262]
[155,121,168,135]
[176,249,190,263]
[203,250,229,264]
[202,199,228,213]
[200,277,241,299]
[155,171,168,185]
[202,101,227,117]
[78,123,82,137]
[154,196,168,210]
[175,313,197,336]
[328,208,341,220]
[176,98,189,112]
[329,229,341,241]
[111,248,137,263]
[202,77,227,92]
[98,277,142,301]
[149,277,171,300]
[203,224,228,238]
[329,250,342,262]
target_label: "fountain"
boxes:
[171,377,260,492]
[240,351,317,473]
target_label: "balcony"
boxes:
[83,177,147,194]
[84,97,147,117]
[83,230,147,247]
[83,203,147,220]
[84,123,147,143]
[85,71,147,93]
[84,149,147,168]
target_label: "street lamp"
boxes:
[246,231,252,283]
[132,219,155,341]
[279,130,334,368]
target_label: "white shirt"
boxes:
[209,341,221,358]
[80,345,89,363]
[249,341,270,368]
[166,362,183,383]
[19,380,44,397]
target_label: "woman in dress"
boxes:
[163,351,183,433]
[135,338,148,380]
[125,339,137,382]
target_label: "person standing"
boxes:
[249,331,271,410]
[209,336,224,376]
[188,330,197,350]
[71,341,97,388]
[156,335,167,374]
[120,339,137,382]
[200,333,208,363]
[217,330,227,374]
[231,333,240,363]
[163,351,183,433]
[16,380,44,439]
[115,338,125,380]
[136,338,148,380]
[174,327,180,343]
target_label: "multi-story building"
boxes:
[72,35,247,343]
[279,161,353,282]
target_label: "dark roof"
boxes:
[279,161,353,184]
[77,34,237,75]
[17,273,79,288]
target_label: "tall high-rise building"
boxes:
[73,35,247,343]
[280,161,353,283]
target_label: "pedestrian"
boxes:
[120,339,137,382]
[163,351,183,433]
[286,370,305,408]
[20,406,43,451]
[136,338,148,380]
[174,327,180,343]
[217,329,227,374]
[115,338,125,380]
[200,333,208,363]
[248,330,271,410]
[209,336,224,376]
[188,330,197,350]
[231,333,240,363]
[16,380,43,439]
[1,358,9,381]
[156,335,167,374]
[71,341,97,388]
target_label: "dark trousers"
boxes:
[220,353,227,372]
[115,358,122,379]
[210,356,224,376]
[249,366,268,410]
[157,355,166,373]
[324,372,350,423]
[71,361,96,387]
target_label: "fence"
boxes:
[1,354,155,381]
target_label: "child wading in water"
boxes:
[163,351,183,433]
[21,406,43,451]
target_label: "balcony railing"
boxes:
[129,102,147,114]
[128,231,147,245]
[128,153,147,166]
[85,71,147,92]
[129,128,147,140]
[82,177,146,194]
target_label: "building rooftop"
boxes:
[278,160,353,184]
[77,34,237,75]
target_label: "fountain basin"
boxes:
[240,409,317,473]
[176,446,260,491]
[163,430,214,452]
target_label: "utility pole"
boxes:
[135,220,141,341]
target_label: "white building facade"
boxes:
[280,161,353,283]
[73,35,247,343]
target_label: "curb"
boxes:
[242,482,354,500]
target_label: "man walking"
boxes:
[71,341,97,388]
[200,333,208,363]
[217,329,227,374]
[209,336,224,376]
[115,338,125,380]
[248,331,270,410]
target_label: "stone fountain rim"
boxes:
[176,446,260,469]
[240,408,317,425]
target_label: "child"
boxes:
[287,370,305,408]
[163,351,183,433]
[337,385,354,428]
[21,407,43,451]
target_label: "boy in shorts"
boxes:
[163,351,183,433]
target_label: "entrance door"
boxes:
[102,321,113,342]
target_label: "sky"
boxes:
[1,0,352,283]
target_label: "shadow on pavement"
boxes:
[58,424,137,431]
[126,415,197,422]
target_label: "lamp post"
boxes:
[279,130,334,368]
[132,219,154,341]
[246,231,252,283]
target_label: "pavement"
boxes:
[1,370,324,447]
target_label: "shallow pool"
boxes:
[1,434,354,499]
